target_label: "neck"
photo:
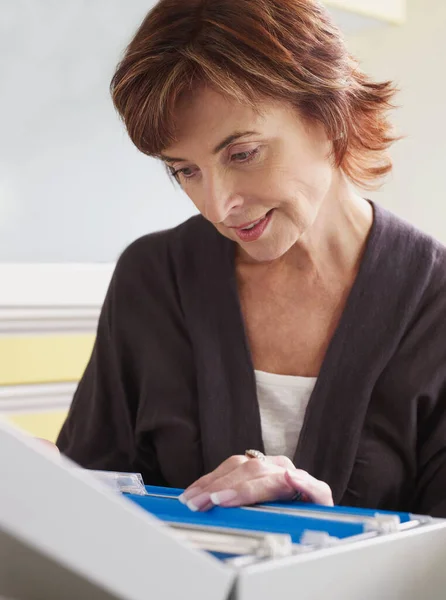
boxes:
[291,175,373,276]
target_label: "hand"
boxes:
[35,438,60,456]
[178,454,333,512]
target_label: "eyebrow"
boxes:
[160,130,260,163]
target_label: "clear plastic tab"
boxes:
[90,470,148,496]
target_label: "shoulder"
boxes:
[376,205,446,365]
[99,216,218,329]
[374,202,446,294]
[118,215,213,266]
[112,215,217,285]
[370,205,446,396]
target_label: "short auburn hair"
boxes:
[111,0,399,190]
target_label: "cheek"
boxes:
[269,167,333,235]
[283,162,333,208]
[249,166,292,204]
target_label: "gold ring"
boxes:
[245,449,266,461]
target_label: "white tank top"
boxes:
[254,370,317,460]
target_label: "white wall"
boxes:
[346,0,446,244]
[0,0,196,263]
[1,0,443,264]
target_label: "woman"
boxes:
[57,0,446,516]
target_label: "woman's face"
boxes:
[162,87,337,263]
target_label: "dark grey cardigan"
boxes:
[57,202,446,516]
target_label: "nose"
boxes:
[201,172,244,224]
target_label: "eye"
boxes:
[170,166,198,180]
[230,148,260,163]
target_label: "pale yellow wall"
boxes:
[0,333,94,441]
[0,334,95,385]
[6,411,68,443]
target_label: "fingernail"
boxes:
[178,487,202,504]
[186,492,211,512]
[209,489,238,505]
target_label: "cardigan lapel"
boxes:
[292,203,433,502]
[177,219,264,475]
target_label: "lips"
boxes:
[229,210,273,230]
[236,216,266,230]
[232,209,274,242]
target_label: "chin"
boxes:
[238,237,296,263]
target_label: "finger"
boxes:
[35,438,60,455]
[182,455,294,502]
[185,460,283,512]
[209,470,298,508]
[285,469,334,506]
[182,490,214,512]
[266,455,296,471]
[179,455,248,503]
[205,456,283,495]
